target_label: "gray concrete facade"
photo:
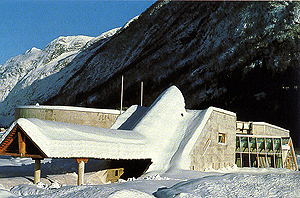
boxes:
[190,109,237,171]
[15,106,120,128]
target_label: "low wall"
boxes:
[237,121,290,137]
[252,122,290,137]
[15,105,120,128]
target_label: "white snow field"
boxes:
[0,157,300,198]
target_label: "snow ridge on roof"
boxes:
[1,86,239,175]
[126,86,186,173]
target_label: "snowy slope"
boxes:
[0,29,119,127]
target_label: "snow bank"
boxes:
[5,169,300,198]
[108,189,153,198]
[154,171,300,197]
[0,189,17,198]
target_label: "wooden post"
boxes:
[120,75,124,115]
[18,132,26,157]
[288,138,298,170]
[140,81,143,106]
[76,158,88,185]
[34,159,41,184]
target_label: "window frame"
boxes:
[218,132,226,144]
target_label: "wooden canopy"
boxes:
[0,124,46,159]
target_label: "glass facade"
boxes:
[235,135,297,170]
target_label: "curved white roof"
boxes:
[1,86,239,174]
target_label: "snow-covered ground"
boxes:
[0,156,299,197]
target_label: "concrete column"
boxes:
[76,158,88,185]
[78,161,85,185]
[34,159,41,184]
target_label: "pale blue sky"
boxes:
[0,0,155,65]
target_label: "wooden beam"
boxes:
[288,138,298,171]
[0,127,17,152]
[76,158,88,185]
[17,125,48,158]
[0,124,47,159]
[18,132,26,157]
[0,152,44,159]
[75,158,88,163]
[34,159,41,184]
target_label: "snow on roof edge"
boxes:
[254,122,290,133]
[0,120,17,144]
[14,118,151,159]
[178,107,236,169]
[17,105,121,114]
[178,107,214,169]
[209,106,236,117]
[236,121,289,133]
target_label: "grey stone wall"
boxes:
[190,109,236,171]
[15,106,119,128]
[252,122,290,137]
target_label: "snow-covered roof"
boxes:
[111,86,235,173]
[0,85,237,174]
[1,118,150,159]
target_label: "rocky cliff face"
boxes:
[1,1,299,147]
[45,1,300,146]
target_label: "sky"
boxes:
[0,0,155,65]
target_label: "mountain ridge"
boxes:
[0,1,299,147]
[0,30,120,126]
[47,1,300,146]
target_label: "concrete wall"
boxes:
[190,109,236,171]
[252,122,290,137]
[15,106,120,128]
[237,121,290,137]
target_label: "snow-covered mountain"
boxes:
[0,28,120,127]
[46,1,300,147]
[1,1,299,147]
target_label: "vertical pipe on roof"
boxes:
[141,81,143,106]
[120,75,124,115]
